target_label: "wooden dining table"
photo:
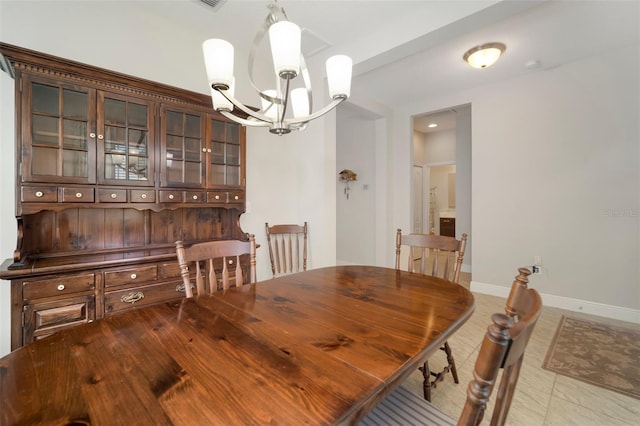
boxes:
[0,265,475,425]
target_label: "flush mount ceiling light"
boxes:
[463,42,506,69]
[202,0,352,135]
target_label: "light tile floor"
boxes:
[402,272,640,425]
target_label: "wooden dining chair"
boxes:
[358,267,543,426]
[175,235,257,298]
[265,222,308,278]
[396,228,468,401]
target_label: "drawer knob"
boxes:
[202,148,207,152]
[141,193,147,199]
[192,195,198,200]
[90,132,96,138]
[110,193,117,199]
[121,292,144,304]
[168,194,174,200]
[98,134,104,140]
[35,191,44,198]
[75,192,83,198]
[234,195,239,200]
[57,284,65,291]
[215,195,220,200]
[228,259,234,265]
[130,273,137,280]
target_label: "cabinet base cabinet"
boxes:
[24,294,96,345]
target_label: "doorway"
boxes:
[412,104,472,271]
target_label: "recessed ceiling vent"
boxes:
[198,0,227,12]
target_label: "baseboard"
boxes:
[471,280,640,324]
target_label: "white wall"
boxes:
[336,107,376,265]
[423,129,456,164]
[0,71,16,357]
[394,45,640,321]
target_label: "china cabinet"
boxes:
[0,43,250,349]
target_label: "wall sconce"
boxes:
[338,169,357,200]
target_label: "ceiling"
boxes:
[137,0,638,129]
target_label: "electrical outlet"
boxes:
[534,255,542,265]
[532,265,542,275]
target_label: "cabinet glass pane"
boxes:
[227,165,240,185]
[63,89,88,120]
[166,111,182,135]
[226,123,239,143]
[184,162,202,184]
[105,154,127,180]
[210,164,225,185]
[32,84,59,115]
[105,126,126,151]
[63,119,87,149]
[166,135,182,156]
[185,114,200,138]
[167,162,183,182]
[128,156,148,181]
[212,120,225,141]
[128,103,147,128]
[226,144,240,165]
[105,98,126,125]
[32,115,59,146]
[63,150,88,177]
[129,129,148,155]
[184,138,201,161]
[32,147,58,175]
[211,142,225,163]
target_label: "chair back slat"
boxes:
[175,235,257,297]
[265,222,308,278]
[396,229,467,284]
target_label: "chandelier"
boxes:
[202,0,352,135]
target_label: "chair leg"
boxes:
[443,341,459,384]
[418,360,432,402]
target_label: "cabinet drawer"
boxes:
[22,273,95,300]
[207,191,227,203]
[24,294,96,344]
[228,191,244,203]
[61,187,95,203]
[159,190,183,203]
[98,188,127,203]
[21,186,58,202]
[185,191,206,203]
[130,189,155,203]
[104,265,158,288]
[160,261,182,279]
[104,280,185,315]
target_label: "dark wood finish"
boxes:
[440,217,456,237]
[358,267,543,426]
[0,42,250,350]
[265,222,308,277]
[175,235,257,297]
[0,266,475,425]
[395,228,468,401]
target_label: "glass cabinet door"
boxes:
[209,120,242,187]
[160,106,205,187]
[23,76,96,183]
[98,92,154,186]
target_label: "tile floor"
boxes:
[402,272,640,425]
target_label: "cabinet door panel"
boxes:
[160,106,205,188]
[23,294,95,344]
[98,91,155,186]
[22,75,97,184]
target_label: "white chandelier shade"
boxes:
[202,0,352,135]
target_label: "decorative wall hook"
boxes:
[339,169,357,199]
